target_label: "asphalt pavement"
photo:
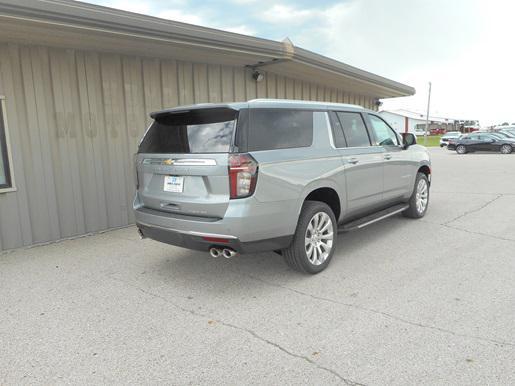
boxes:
[1,147,514,385]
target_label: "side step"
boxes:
[338,203,409,232]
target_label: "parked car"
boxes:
[133,99,431,274]
[439,131,462,147]
[430,128,446,135]
[498,130,515,138]
[447,132,515,154]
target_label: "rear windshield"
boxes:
[138,108,237,154]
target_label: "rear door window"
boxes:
[336,112,371,147]
[247,109,313,151]
[138,108,237,154]
[328,111,347,148]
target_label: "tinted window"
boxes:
[248,109,313,151]
[329,111,347,147]
[368,114,399,146]
[336,112,370,147]
[139,108,237,154]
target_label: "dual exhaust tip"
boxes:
[209,247,238,259]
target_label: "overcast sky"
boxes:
[85,0,515,126]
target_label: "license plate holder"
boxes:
[163,176,184,193]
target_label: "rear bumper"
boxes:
[137,221,292,253]
[133,193,297,253]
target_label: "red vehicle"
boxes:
[430,128,446,135]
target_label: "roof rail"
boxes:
[248,98,364,109]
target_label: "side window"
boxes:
[247,109,313,151]
[368,114,399,146]
[328,111,347,147]
[336,112,370,147]
[0,98,14,191]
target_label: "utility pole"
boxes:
[424,81,432,145]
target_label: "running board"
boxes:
[338,204,409,232]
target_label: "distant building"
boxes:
[380,109,479,134]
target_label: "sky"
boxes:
[84,0,515,126]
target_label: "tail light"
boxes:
[228,153,258,199]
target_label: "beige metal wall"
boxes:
[0,42,377,251]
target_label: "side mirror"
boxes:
[402,133,417,149]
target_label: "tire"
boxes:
[282,201,337,274]
[500,144,512,154]
[456,145,467,154]
[403,173,430,219]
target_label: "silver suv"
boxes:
[134,99,431,274]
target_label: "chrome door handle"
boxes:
[348,157,359,164]
[384,154,392,160]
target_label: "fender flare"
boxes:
[295,179,345,223]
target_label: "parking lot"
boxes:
[1,147,514,385]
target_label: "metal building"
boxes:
[0,0,414,251]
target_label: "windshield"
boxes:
[139,108,237,154]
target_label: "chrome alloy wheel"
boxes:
[501,144,512,154]
[416,178,429,214]
[305,212,334,265]
[456,145,466,154]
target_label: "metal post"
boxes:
[424,82,432,145]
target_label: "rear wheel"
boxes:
[456,145,467,154]
[500,144,512,154]
[282,201,337,274]
[403,173,430,219]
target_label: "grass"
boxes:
[417,135,442,147]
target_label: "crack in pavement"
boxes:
[421,218,515,243]
[107,274,365,386]
[442,194,503,225]
[233,272,515,349]
[433,191,515,196]
[442,223,515,243]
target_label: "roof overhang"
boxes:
[0,0,415,99]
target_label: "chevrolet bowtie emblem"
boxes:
[163,159,174,165]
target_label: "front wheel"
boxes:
[403,173,430,219]
[282,201,337,274]
[500,144,512,154]
[456,145,467,154]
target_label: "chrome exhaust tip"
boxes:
[222,248,238,259]
[209,247,222,258]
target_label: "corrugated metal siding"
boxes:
[0,42,377,251]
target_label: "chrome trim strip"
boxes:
[136,221,238,240]
[142,158,217,166]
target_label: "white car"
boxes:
[440,131,462,147]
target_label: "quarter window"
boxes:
[0,98,14,191]
[336,112,371,147]
[368,114,399,146]
[247,109,313,151]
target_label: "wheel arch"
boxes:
[417,164,431,184]
[297,181,343,223]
